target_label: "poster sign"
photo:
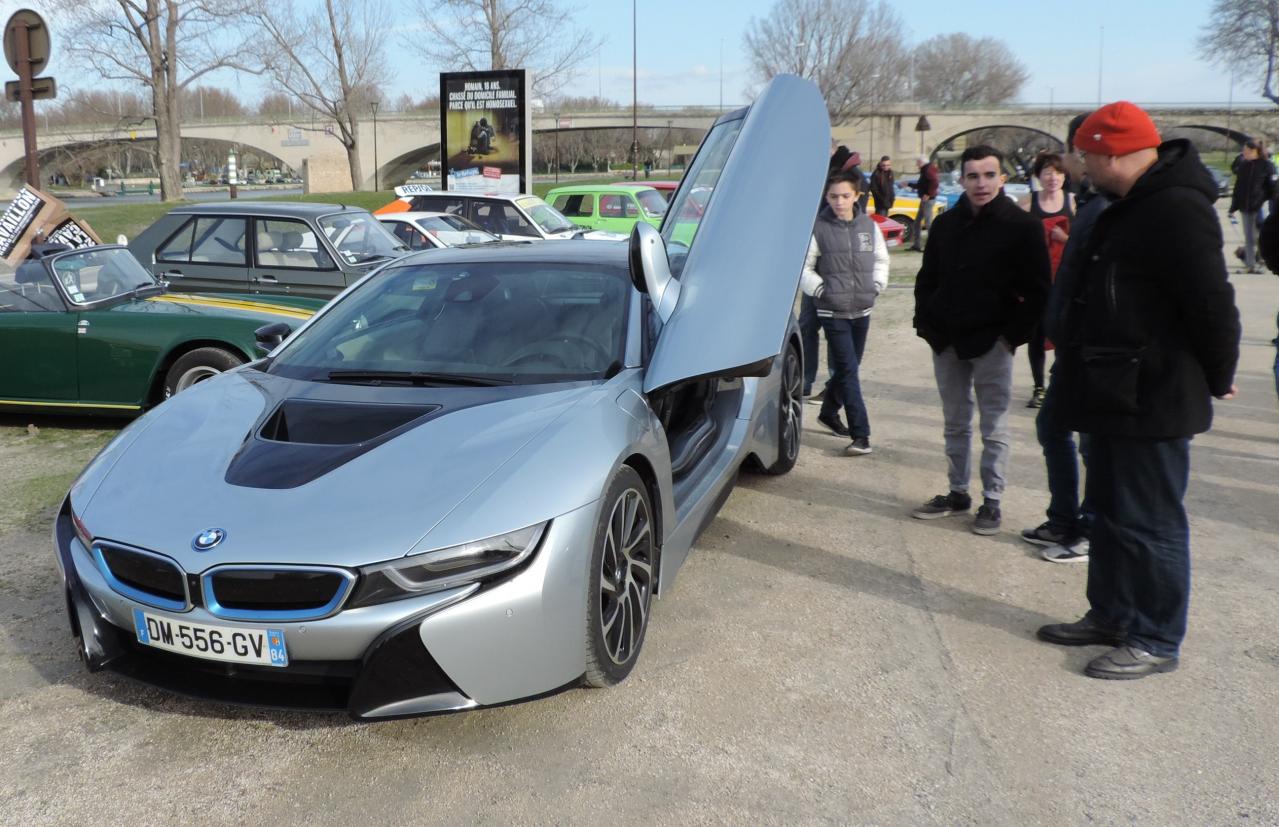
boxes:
[0,186,101,265]
[440,69,531,194]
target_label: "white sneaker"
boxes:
[1041,538,1090,563]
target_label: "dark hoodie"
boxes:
[913,189,1051,359]
[1055,139,1240,438]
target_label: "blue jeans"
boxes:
[1084,435,1191,658]
[799,295,819,394]
[819,316,871,438]
[1035,371,1091,536]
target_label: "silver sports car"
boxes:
[53,75,830,719]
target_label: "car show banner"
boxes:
[0,185,101,265]
[440,69,532,194]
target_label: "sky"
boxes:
[0,0,1260,111]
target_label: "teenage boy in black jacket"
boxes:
[911,145,1051,535]
[1037,101,1241,680]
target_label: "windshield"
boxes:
[268,260,631,384]
[418,215,499,246]
[660,116,744,277]
[48,247,159,304]
[318,212,407,264]
[517,197,577,235]
[636,189,668,217]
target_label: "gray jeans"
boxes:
[931,342,1014,502]
[1242,209,1260,270]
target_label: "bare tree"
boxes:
[52,0,258,200]
[743,0,910,125]
[255,0,391,190]
[404,0,601,100]
[179,86,248,120]
[910,34,1029,107]
[1200,0,1279,106]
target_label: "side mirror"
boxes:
[254,321,292,356]
[628,222,680,323]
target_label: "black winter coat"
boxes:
[1229,155,1274,213]
[870,168,895,209]
[1055,139,1240,438]
[913,193,1051,359]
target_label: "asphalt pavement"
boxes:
[0,215,1276,825]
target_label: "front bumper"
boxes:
[53,498,599,719]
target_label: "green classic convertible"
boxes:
[0,244,324,416]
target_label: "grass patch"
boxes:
[0,471,81,532]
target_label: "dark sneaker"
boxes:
[972,502,1002,535]
[911,491,971,519]
[1037,616,1126,647]
[1041,537,1090,563]
[1026,387,1045,408]
[1085,645,1179,680]
[806,388,826,405]
[843,437,871,456]
[1020,521,1072,547]
[816,412,849,437]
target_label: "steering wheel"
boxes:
[215,237,241,254]
[502,334,612,369]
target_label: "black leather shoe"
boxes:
[1036,617,1126,647]
[816,412,849,437]
[1085,645,1179,680]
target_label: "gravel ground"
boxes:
[1,215,1276,826]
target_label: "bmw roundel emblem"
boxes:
[193,528,227,551]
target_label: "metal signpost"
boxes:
[4,8,56,188]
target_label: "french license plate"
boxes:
[132,609,288,667]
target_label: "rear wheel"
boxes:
[760,344,802,475]
[583,465,656,688]
[162,347,244,399]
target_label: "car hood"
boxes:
[74,370,599,571]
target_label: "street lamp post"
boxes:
[631,0,638,182]
[370,100,380,191]
[554,111,560,183]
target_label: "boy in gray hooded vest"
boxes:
[800,171,890,455]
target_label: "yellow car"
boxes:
[875,191,945,245]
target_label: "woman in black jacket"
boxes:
[1229,138,1274,274]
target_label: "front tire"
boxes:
[162,347,244,399]
[761,344,802,475]
[583,465,656,688]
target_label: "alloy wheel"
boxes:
[598,487,654,666]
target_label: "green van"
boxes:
[546,184,668,234]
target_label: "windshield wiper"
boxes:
[327,370,512,387]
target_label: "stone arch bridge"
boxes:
[0,104,1269,196]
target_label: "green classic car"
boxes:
[0,244,324,416]
[546,183,668,234]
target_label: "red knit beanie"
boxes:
[1075,101,1162,156]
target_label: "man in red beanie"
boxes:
[1036,101,1241,679]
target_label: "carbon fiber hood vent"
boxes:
[226,399,441,490]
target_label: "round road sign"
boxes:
[4,9,51,76]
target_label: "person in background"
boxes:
[1023,114,1104,564]
[1019,152,1076,408]
[801,171,889,455]
[870,156,896,217]
[909,154,939,251]
[1256,207,1279,403]
[911,145,1051,535]
[1229,138,1273,274]
[1037,101,1240,680]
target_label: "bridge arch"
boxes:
[930,123,1065,177]
[3,135,296,193]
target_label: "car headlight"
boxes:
[348,522,547,608]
